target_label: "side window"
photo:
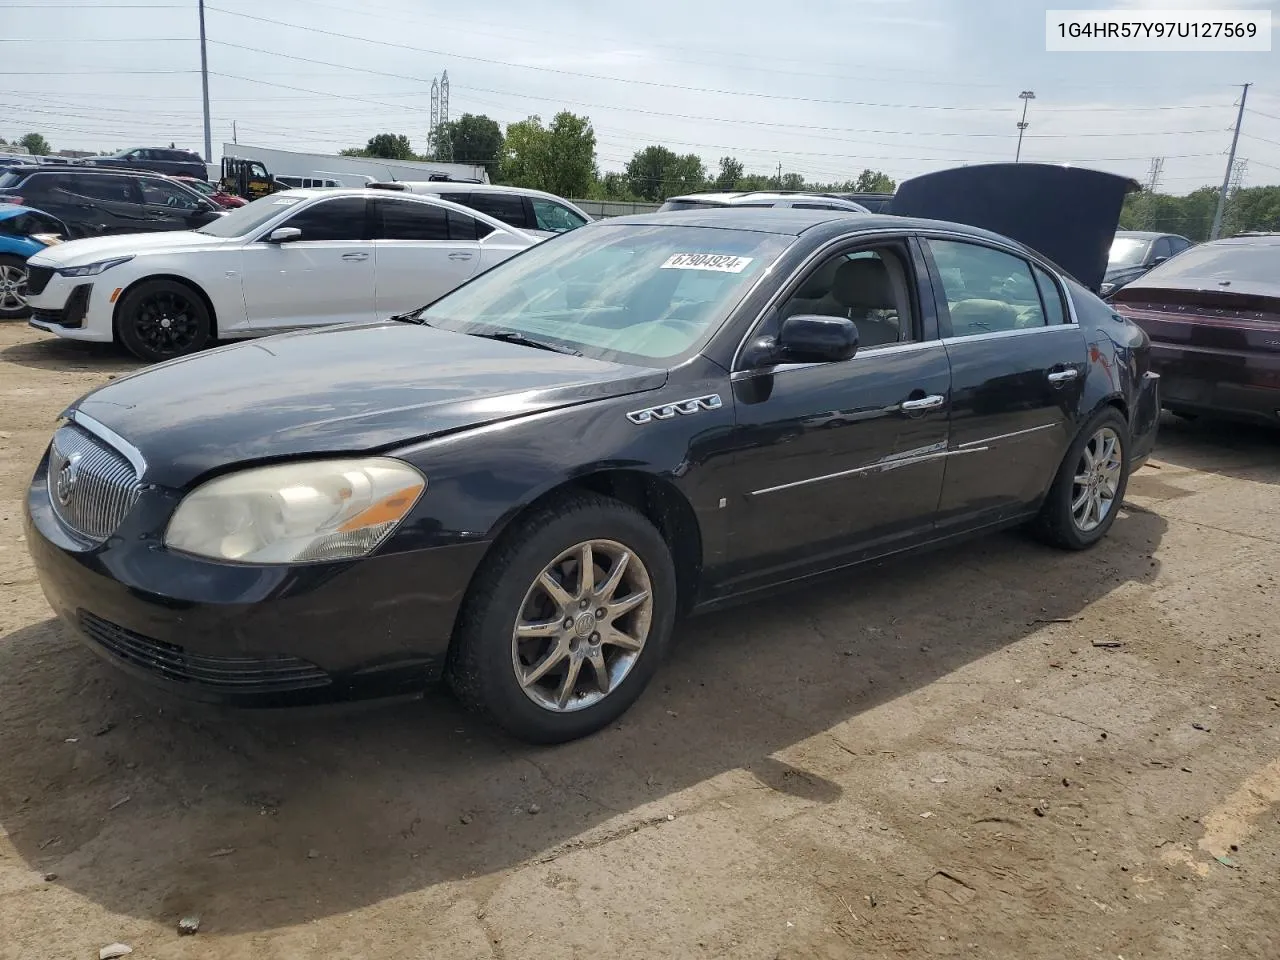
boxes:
[927,239,1046,337]
[447,210,493,241]
[139,178,204,210]
[467,191,528,228]
[1151,237,1173,261]
[792,202,841,210]
[1032,265,1068,325]
[531,197,586,233]
[278,197,368,241]
[66,175,142,204]
[775,246,914,349]
[439,192,470,205]
[376,199,449,240]
[1168,236,1191,254]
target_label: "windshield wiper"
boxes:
[471,330,582,356]
[389,307,428,324]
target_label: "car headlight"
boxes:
[56,256,134,277]
[164,458,426,564]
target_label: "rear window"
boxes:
[0,170,27,189]
[1135,241,1279,285]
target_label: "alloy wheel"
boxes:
[511,539,654,713]
[134,290,201,355]
[1071,426,1124,533]
[0,263,29,312]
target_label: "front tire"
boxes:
[0,254,31,320]
[1034,407,1131,551]
[116,279,212,362]
[447,491,677,744]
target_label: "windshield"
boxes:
[184,179,216,196]
[1108,236,1150,269]
[194,193,308,238]
[419,223,793,365]
[1138,241,1279,285]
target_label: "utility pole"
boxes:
[1210,82,1250,241]
[232,120,237,144]
[198,0,212,163]
[1015,90,1035,162]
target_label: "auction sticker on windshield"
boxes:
[661,253,754,272]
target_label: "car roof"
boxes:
[3,164,169,178]
[1208,233,1280,247]
[603,206,1035,247]
[1115,230,1172,240]
[0,204,44,220]
[376,181,549,197]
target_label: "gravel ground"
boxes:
[0,321,1277,960]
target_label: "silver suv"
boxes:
[368,182,591,238]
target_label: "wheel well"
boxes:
[111,274,218,340]
[1106,396,1129,421]
[502,471,704,615]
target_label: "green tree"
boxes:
[20,133,51,156]
[714,156,743,191]
[853,169,896,193]
[364,133,416,161]
[624,145,706,201]
[498,112,597,197]
[338,146,369,157]
[780,172,806,191]
[436,113,503,167]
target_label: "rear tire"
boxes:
[1033,407,1131,551]
[446,491,677,744]
[0,254,31,320]
[116,279,212,362]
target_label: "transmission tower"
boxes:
[1143,157,1164,193]
[429,76,439,155]
[1222,158,1248,236]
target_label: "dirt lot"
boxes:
[0,320,1276,960]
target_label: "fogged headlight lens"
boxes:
[165,458,426,564]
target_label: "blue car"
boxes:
[0,204,68,319]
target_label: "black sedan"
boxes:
[25,182,1161,744]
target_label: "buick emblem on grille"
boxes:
[55,452,82,506]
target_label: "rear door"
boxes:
[371,196,481,315]
[465,191,531,231]
[240,195,376,330]
[60,174,151,235]
[921,235,1086,530]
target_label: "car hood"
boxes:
[890,163,1141,293]
[27,230,236,267]
[66,322,668,487]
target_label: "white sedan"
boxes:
[24,188,538,362]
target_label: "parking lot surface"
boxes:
[0,322,1276,960]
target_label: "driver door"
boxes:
[720,238,953,591]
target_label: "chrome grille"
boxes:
[46,424,141,541]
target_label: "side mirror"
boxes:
[1150,256,1168,266]
[778,314,859,364]
[266,227,302,244]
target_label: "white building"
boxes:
[213,143,489,186]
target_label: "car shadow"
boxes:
[0,335,140,375]
[0,510,1166,934]
[1150,411,1279,487]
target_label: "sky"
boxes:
[2,0,1279,195]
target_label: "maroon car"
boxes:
[1111,235,1280,426]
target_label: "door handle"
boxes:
[1047,368,1079,384]
[341,252,369,262]
[901,394,945,412]
[448,252,474,261]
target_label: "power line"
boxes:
[0,37,195,42]
[200,7,1048,113]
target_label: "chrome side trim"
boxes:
[750,446,985,496]
[939,324,1082,348]
[729,339,942,381]
[70,410,148,479]
[626,393,722,425]
[956,422,1058,450]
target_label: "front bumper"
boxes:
[27,271,115,342]
[24,451,488,706]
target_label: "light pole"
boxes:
[1015,90,1035,163]
[198,0,212,164]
